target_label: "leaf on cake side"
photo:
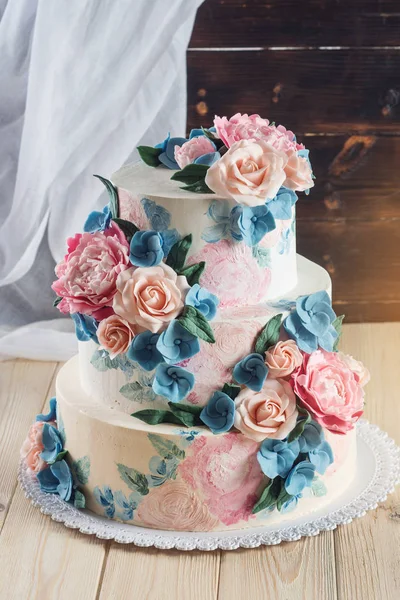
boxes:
[74,490,86,509]
[254,313,283,355]
[252,245,272,268]
[178,262,205,286]
[147,433,186,461]
[221,383,241,400]
[287,406,312,443]
[170,164,209,185]
[93,174,119,219]
[112,217,139,242]
[117,463,149,495]
[165,234,192,272]
[72,455,91,485]
[332,314,345,351]
[137,145,162,168]
[311,477,327,497]
[168,402,202,428]
[177,305,215,344]
[252,477,282,514]
[132,409,183,426]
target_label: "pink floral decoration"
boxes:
[136,480,219,531]
[187,239,271,307]
[179,432,264,526]
[174,136,216,169]
[20,421,55,473]
[265,340,303,379]
[118,188,150,229]
[52,222,130,318]
[283,149,314,192]
[292,350,365,434]
[97,314,136,359]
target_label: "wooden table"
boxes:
[0,323,399,600]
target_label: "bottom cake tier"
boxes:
[51,357,357,532]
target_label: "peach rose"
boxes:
[234,379,298,442]
[265,340,303,379]
[205,139,288,207]
[113,263,189,333]
[20,421,55,473]
[338,352,370,387]
[97,314,136,358]
[284,149,314,192]
[136,480,218,531]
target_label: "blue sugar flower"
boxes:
[156,320,200,365]
[267,187,298,221]
[285,461,316,496]
[40,423,64,464]
[127,331,163,371]
[280,493,302,514]
[233,353,268,391]
[157,135,187,169]
[83,204,112,233]
[71,313,98,343]
[200,391,235,434]
[37,459,73,501]
[93,485,115,518]
[194,151,221,167]
[230,204,276,247]
[283,290,338,353]
[257,438,300,479]
[298,420,324,452]
[130,230,164,267]
[152,363,195,403]
[185,284,220,320]
[309,440,334,475]
[36,397,57,422]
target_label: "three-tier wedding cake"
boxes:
[21,114,369,531]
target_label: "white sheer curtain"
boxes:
[0,0,203,360]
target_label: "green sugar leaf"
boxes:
[180,181,214,194]
[119,382,143,400]
[178,262,205,286]
[93,174,119,218]
[287,406,311,443]
[72,455,91,485]
[117,463,149,495]
[166,234,192,272]
[332,314,345,351]
[148,434,185,460]
[276,487,293,512]
[168,402,203,428]
[112,217,139,242]
[178,305,215,344]
[170,163,210,185]
[221,383,241,401]
[311,477,327,497]
[254,313,283,355]
[252,477,282,514]
[201,126,218,140]
[132,409,183,427]
[137,145,162,167]
[53,296,62,308]
[74,490,86,509]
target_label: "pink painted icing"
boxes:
[188,239,271,307]
[118,188,150,229]
[179,432,264,526]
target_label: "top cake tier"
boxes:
[112,161,297,307]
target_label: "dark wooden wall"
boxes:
[187,0,400,322]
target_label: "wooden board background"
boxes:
[187,0,400,321]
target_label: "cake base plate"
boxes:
[18,419,400,551]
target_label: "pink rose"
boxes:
[97,314,136,359]
[292,350,364,434]
[179,433,264,526]
[113,263,189,332]
[338,352,370,387]
[174,136,216,169]
[284,149,314,192]
[205,139,288,207]
[136,480,218,532]
[214,113,304,153]
[20,421,55,473]
[234,379,298,442]
[265,340,303,379]
[52,223,130,318]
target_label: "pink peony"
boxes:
[214,113,304,153]
[113,263,189,333]
[292,350,365,434]
[205,139,288,206]
[174,136,216,169]
[136,480,218,531]
[338,352,370,387]
[234,379,298,442]
[179,432,264,526]
[52,223,130,318]
[20,421,55,473]
[265,340,303,379]
[284,149,314,192]
[97,314,136,359]
[187,239,271,307]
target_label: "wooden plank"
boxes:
[187,50,400,133]
[191,0,400,48]
[218,532,337,600]
[99,545,220,600]
[297,220,400,322]
[333,323,400,599]
[0,360,57,531]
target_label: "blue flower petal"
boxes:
[285,461,316,496]
[267,187,297,221]
[36,397,57,422]
[152,363,195,402]
[257,438,300,479]
[194,151,221,166]
[83,205,112,233]
[50,460,73,501]
[233,353,268,391]
[200,391,235,434]
[37,466,59,494]
[129,230,164,267]
[309,440,334,475]
[185,284,220,320]
[127,331,163,371]
[71,313,99,343]
[235,205,276,247]
[40,423,64,463]
[156,321,200,365]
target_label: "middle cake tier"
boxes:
[79,255,331,412]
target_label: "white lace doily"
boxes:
[19,419,400,551]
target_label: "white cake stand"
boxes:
[18,419,400,551]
